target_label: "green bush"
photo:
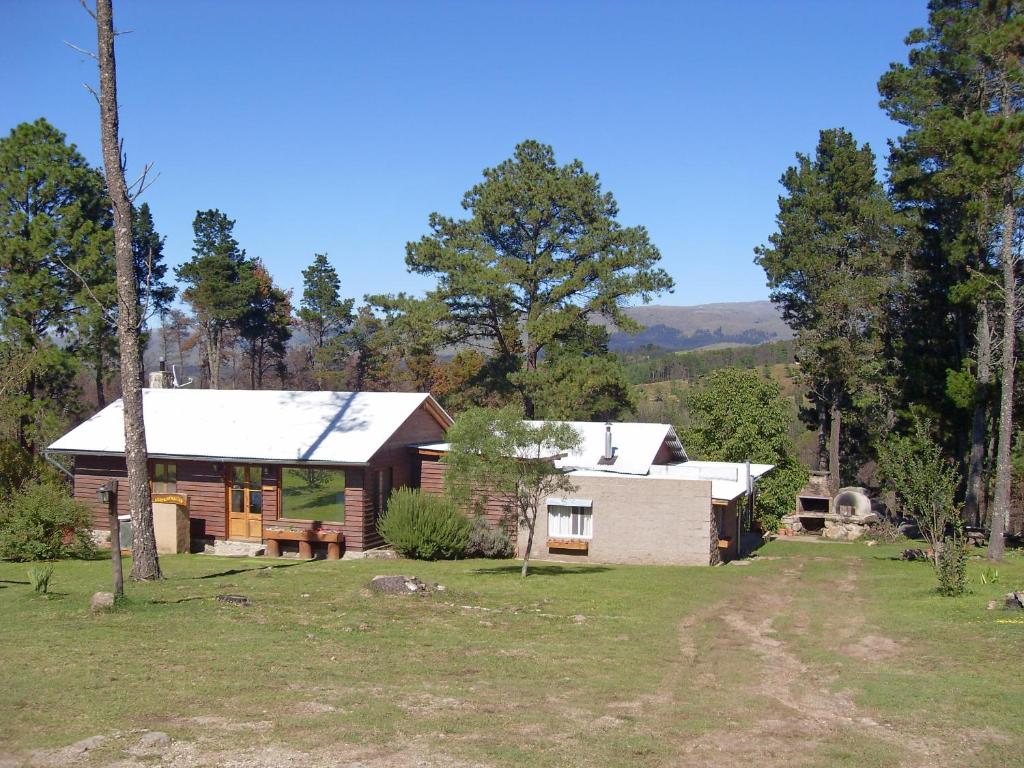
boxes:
[0,480,95,562]
[467,514,514,558]
[937,533,969,597]
[378,488,470,560]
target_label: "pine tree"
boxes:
[0,118,110,453]
[404,140,673,417]
[175,210,254,389]
[296,254,354,389]
[755,128,905,492]
[239,259,292,389]
[879,0,1024,559]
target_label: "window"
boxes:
[281,467,345,523]
[548,504,592,540]
[153,462,176,494]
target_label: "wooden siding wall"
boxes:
[418,456,517,538]
[73,455,228,539]
[74,455,130,527]
[70,400,449,554]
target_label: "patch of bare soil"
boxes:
[24,729,489,768]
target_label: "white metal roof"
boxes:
[416,421,685,476]
[47,389,451,465]
[533,421,686,476]
[619,461,774,501]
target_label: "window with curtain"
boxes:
[547,504,592,539]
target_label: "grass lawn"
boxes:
[0,541,1022,767]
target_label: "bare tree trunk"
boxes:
[988,201,1017,562]
[521,505,536,578]
[965,304,992,527]
[95,358,106,409]
[95,0,161,580]
[207,326,221,389]
[828,402,842,495]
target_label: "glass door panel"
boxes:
[227,465,265,541]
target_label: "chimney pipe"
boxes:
[604,422,613,460]
[159,356,166,372]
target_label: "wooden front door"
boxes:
[228,465,264,540]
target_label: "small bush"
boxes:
[0,480,95,562]
[937,533,969,597]
[378,488,470,560]
[467,514,514,558]
[28,563,54,594]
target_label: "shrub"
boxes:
[378,488,470,560]
[878,417,961,567]
[0,480,95,562]
[28,563,54,594]
[466,514,514,558]
[937,532,969,597]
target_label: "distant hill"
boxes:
[607,301,792,353]
[143,300,793,375]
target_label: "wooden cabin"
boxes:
[46,389,451,558]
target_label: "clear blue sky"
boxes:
[5,1,927,308]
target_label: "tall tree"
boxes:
[0,119,109,453]
[755,128,905,493]
[94,0,161,579]
[175,210,254,389]
[132,202,175,377]
[404,140,673,417]
[879,0,1024,560]
[239,259,292,389]
[296,254,353,389]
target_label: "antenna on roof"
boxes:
[171,364,194,389]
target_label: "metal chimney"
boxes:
[604,422,613,461]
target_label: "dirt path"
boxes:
[653,558,979,767]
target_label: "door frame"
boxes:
[225,464,265,541]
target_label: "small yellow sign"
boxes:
[152,493,188,506]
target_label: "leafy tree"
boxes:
[879,417,962,568]
[296,254,354,389]
[755,128,905,493]
[404,140,674,417]
[239,259,292,389]
[683,368,808,532]
[444,405,582,576]
[0,118,110,453]
[175,210,255,388]
[879,1,1024,560]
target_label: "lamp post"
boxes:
[97,480,122,597]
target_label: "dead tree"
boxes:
[93,0,161,579]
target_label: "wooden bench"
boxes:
[264,529,344,560]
